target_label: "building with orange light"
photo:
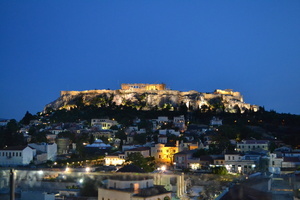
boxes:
[151,141,179,166]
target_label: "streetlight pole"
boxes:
[10,168,15,200]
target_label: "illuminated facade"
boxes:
[151,142,179,166]
[91,118,118,130]
[105,152,125,166]
[224,153,259,174]
[121,83,166,91]
[174,150,200,170]
[214,89,241,97]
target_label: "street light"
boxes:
[85,167,91,172]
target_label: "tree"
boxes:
[212,166,228,175]
[80,177,101,197]
[2,119,21,147]
[31,131,47,143]
[125,152,155,172]
[58,131,75,142]
[20,111,35,125]
[89,134,95,144]
[192,149,208,158]
[133,133,147,144]
[6,119,19,133]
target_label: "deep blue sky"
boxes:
[1,1,300,120]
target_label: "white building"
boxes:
[49,129,65,135]
[269,153,283,174]
[125,147,150,158]
[105,152,125,166]
[224,153,259,174]
[0,119,10,126]
[173,115,186,130]
[236,140,269,153]
[159,129,180,136]
[0,146,35,166]
[91,118,118,130]
[158,135,168,144]
[210,117,222,126]
[28,143,57,161]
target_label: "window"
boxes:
[228,156,230,160]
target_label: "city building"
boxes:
[84,139,112,156]
[224,153,259,174]
[269,153,283,174]
[0,146,35,166]
[98,165,171,200]
[104,152,125,166]
[91,119,118,130]
[0,119,10,126]
[210,116,222,126]
[151,142,179,166]
[125,147,150,158]
[236,140,269,153]
[159,129,180,136]
[56,138,71,155]
[174,150,200,170]
[173,115,186,130]
[28,142,57,162]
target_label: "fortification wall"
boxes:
[60,90,113,96]
[214,89,241,97]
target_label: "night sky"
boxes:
[1,1,300,120]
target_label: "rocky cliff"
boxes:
[44,89,259,113]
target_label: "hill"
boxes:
[45,87,259,114]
